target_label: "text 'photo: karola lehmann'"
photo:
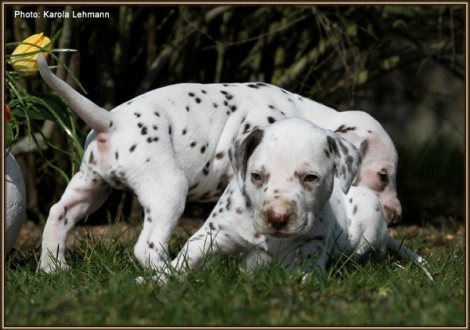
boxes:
[14,9,110,19]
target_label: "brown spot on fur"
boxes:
[338,140,349,155]
[243,123,251,134]
[89,151,95,164]
[326,136,338,155]
[335,125,356,134]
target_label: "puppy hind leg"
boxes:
[39,171,111,273]
[132,167,189,272]
[386,235,434,281]
[386,235,424,263]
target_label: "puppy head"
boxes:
[334,111,402,226]
[229,117,361,238]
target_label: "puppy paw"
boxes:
[135,273,170,285]
[39,258,71,274]
[136,276,147,284]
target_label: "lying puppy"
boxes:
[37,54,401,274]
[168,118,430,282]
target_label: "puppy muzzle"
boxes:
[255,198,301,238]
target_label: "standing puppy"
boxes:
[170,118,426,281]
[37,54,401,274]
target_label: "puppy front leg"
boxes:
[171,223,239,274]
[287,238,329,283]
[137,222,239,284]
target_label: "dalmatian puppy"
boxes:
[168,118,428,282]
[37,54,400,274]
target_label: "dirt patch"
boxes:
[13,216,205,251]
[13,216,464,258]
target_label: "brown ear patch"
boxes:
[233,128,264,181]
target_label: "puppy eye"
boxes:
[304,174,318,183]
[378,171,389,184]
[251,172,262,181]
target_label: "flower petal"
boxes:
[10,32,52,76]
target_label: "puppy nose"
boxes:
[384,205,402,227]
[390,211,402,226]
[267,209,289,230]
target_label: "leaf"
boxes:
[381,56,400,70]
[11,93,70,124]
[4,119,13,147]
[357,70,369,85]
[382,6,422,18]
[346,24,357,37]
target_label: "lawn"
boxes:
[4,133,466,327]
[4,219,466,327]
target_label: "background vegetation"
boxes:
[5,5,464,228]
[4,4,466,326]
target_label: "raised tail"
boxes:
[37,54,113,133]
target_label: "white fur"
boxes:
[169,118,430,282]
[37,55,401,274]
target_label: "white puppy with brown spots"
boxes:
[169,118,429,281]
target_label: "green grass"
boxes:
[4,224,465,327]
[5,134,465,326]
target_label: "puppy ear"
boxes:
[326,132,362,194]
[335,130,369,156]
[228,127,264,188]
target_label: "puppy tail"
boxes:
[37,54,113,133]
[386,235,434,282]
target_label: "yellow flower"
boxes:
[10,32,52,76]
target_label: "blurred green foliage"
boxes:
[4,5,464,225]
